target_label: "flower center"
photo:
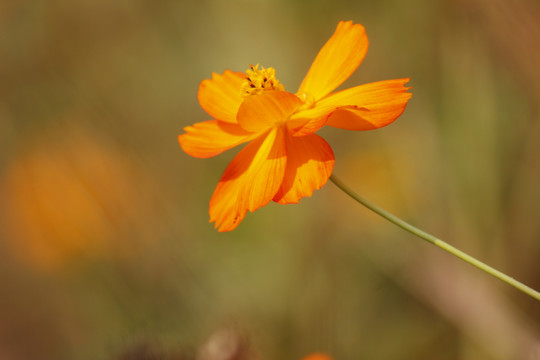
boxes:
[241,64,284,97]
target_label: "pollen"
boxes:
[241,64,285,97]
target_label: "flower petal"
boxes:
[237,91,303,133]
[209,127,287,232]
[324,79,412,130]
[273,132,334,204]
[288,79,411,135]
[198,70,246,123]
[178,120,257,158]
[297,21,368,101]
[291,78,411,133]
[287,113,328,137]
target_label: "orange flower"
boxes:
[301,354,333,360]
[1,125,158,271]
[179,21,412,231]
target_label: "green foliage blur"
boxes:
[0,0,539,359]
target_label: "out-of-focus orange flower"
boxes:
[301,354,333,360]
[179,21,412,231]
[0,126,157,271]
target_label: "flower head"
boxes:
[179,21,412,231]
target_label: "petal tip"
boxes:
[298,20,369,100]
[211,212,243,232]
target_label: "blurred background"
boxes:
[1,0,539,359]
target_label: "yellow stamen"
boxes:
[241,64,284,97]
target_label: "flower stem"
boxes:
[329,174,540,301]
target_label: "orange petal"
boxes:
[198,70,246,123]
[237,91,303,133]
[209,127,287,232]
[324,79,412,130]
[297,21,368,101]
[178,120,257,158]
[287,113,328,137]
[288,79,411,135]
[273,132,334,204]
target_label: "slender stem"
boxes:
[329,174,540,301]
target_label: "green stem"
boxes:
[329,174,540,301]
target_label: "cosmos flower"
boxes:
[179,21,412,231]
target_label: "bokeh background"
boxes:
[1,0,539,359]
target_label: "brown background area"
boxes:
[0,0,539,359]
